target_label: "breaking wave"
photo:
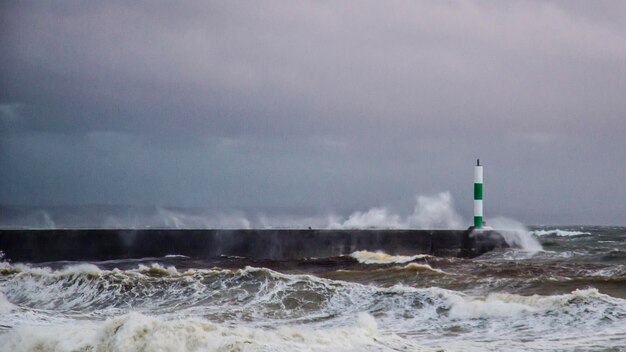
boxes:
[486,217,543,253]
[400,263,447,274]
[1,264,625,339]
[1,312,435,352]
[2,226,625,351]
[530,229,592,237]
[350,250,430,264]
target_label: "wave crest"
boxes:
[531,229,592,237]
[1,312,435,352]
[350,250,430,264]
[1,263,625,347]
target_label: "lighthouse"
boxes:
[474,159,483,228]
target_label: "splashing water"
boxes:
[326,192,463,229]
[332,208,404,229]
[407,192,463,229]
[4,192,540,243]
[155,208,252,229]
[487,217,543,253]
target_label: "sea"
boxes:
[0,226,625,351]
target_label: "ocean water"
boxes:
[0,226,624,351]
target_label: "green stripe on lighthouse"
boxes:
[474,215,483,228]
[474,183,483,200]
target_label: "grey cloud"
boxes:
[1,1,625,225]
[0,103,23,125]
[4,1,625,137]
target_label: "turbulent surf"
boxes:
[1,226,625,351]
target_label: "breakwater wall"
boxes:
[0,229,508,262]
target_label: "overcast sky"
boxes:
[1,1,625,225]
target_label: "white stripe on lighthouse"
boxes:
[474,165,483,183]
[474,199,483,217]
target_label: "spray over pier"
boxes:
[0,161,510,262]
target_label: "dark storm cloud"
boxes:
[1,1,625,224]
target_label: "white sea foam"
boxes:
[446,293,536,319]
[1,262,202,278]
[350,250,430,264]
[2,264,625,351]
[530,229,592,237]
[0,312,436,352]
[337,262,446,275]
[587,265,626,277]
[57,263,102,276]
[444,288,612,319]
[0,292,16,314]
[431,332,626,352]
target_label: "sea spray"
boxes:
[148,191,465,230]
[4,192,464,230]
[156,208,252,229]
[487,217,543,253]
[334,208,404,229]
[329,192,462,229]
[407,192,463,229]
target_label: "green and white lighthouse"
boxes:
[474,159,483,228]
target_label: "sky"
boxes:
[1,1,625,225]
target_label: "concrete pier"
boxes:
[0,229,508,262]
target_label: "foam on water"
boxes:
[0,292,15,314]
[445,288,613,319]
[350,250,430,264]
[0,312,437,352]
[530,229,592,237]
[1,263,625,351]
